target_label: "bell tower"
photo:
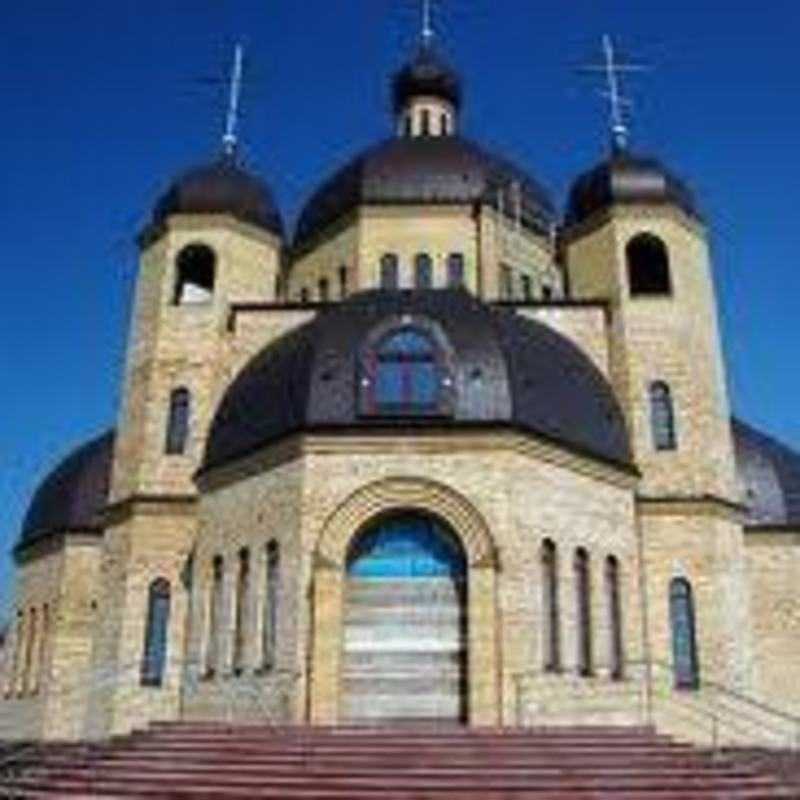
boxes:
[562,36,749,692]
[89,46,285,736]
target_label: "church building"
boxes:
[2,30,800,745]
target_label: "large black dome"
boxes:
[293,137,555,250]
[201,290,632,474]
[566,152,700,227]
[142,156,284,244]
[391,44,462,114]
[16,430,115,559]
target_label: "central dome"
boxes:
[201,290,631,473]
[293,136,555,250]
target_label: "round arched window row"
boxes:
[173,244,216,305]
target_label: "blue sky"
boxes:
[1,0,799,618]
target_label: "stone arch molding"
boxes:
[315,476,497,569]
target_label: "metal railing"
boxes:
[512,658,800,759]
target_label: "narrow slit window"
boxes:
[414,253,433,289]
[141,578,171,687]
[380,254,399,290]
[670,578,700,690]
[447,253,465,288]
[339,265,348,299]
[165,388,191,455]
[650,382,677,451]
[606,556,624,680]
[542,539,561,672]
[206,557,224,677]
[575,548,592,677]
[233,549,250,674]
[263,541,280,669]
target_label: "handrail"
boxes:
[512,659,800,754]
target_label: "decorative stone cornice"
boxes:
[636,493,746,521]
[102,493,198,527]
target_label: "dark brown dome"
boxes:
[202,290,632,474]
[293,136,555,250]
[566,153,700,227]
[17,430,115,559]
[142,156,284,243]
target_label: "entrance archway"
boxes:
[342,513,468,724]
[309,477,499,726]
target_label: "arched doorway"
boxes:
[342,512,468,724]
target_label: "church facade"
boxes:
[2,40,799,744]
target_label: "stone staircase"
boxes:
[2,723,798,798]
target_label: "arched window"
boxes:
[575,548,592,677]
[262,541,280,669]
[206,556,224,677]
[173,244,216,305]
[403,114,412,137]
[440,113,450,136]
[414,253,433,289]
[627,234,671,296]
[165,388,191,455]
[318,277,330,302]
[11,611,24,697]
[380,253,399,290]
[521,274,533,301]
[233,548,250,674]
[38,604,50,690]
[670,578,700,690]
[605,556,624,680]
[300,287,309,304]
[338,265,349,298]
[541,539,561,672]
[372,328,439,414]
[650,381,677,451]
[447,253,465,288]
[23,608,36,695]
[141,579,171,687]
[420,109,431,137]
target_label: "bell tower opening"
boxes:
[342,512,468,724]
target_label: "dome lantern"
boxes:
[391,42,462,139]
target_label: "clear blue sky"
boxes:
[1,0,799,618]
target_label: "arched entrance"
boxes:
[342,513,468,724]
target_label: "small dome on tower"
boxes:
[142,155,284,244]
[392,44,462,114]
[565,152,700,227]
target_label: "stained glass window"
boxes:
[141,579,171,687]
[670,578,700,690]
[373,329,438,413]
